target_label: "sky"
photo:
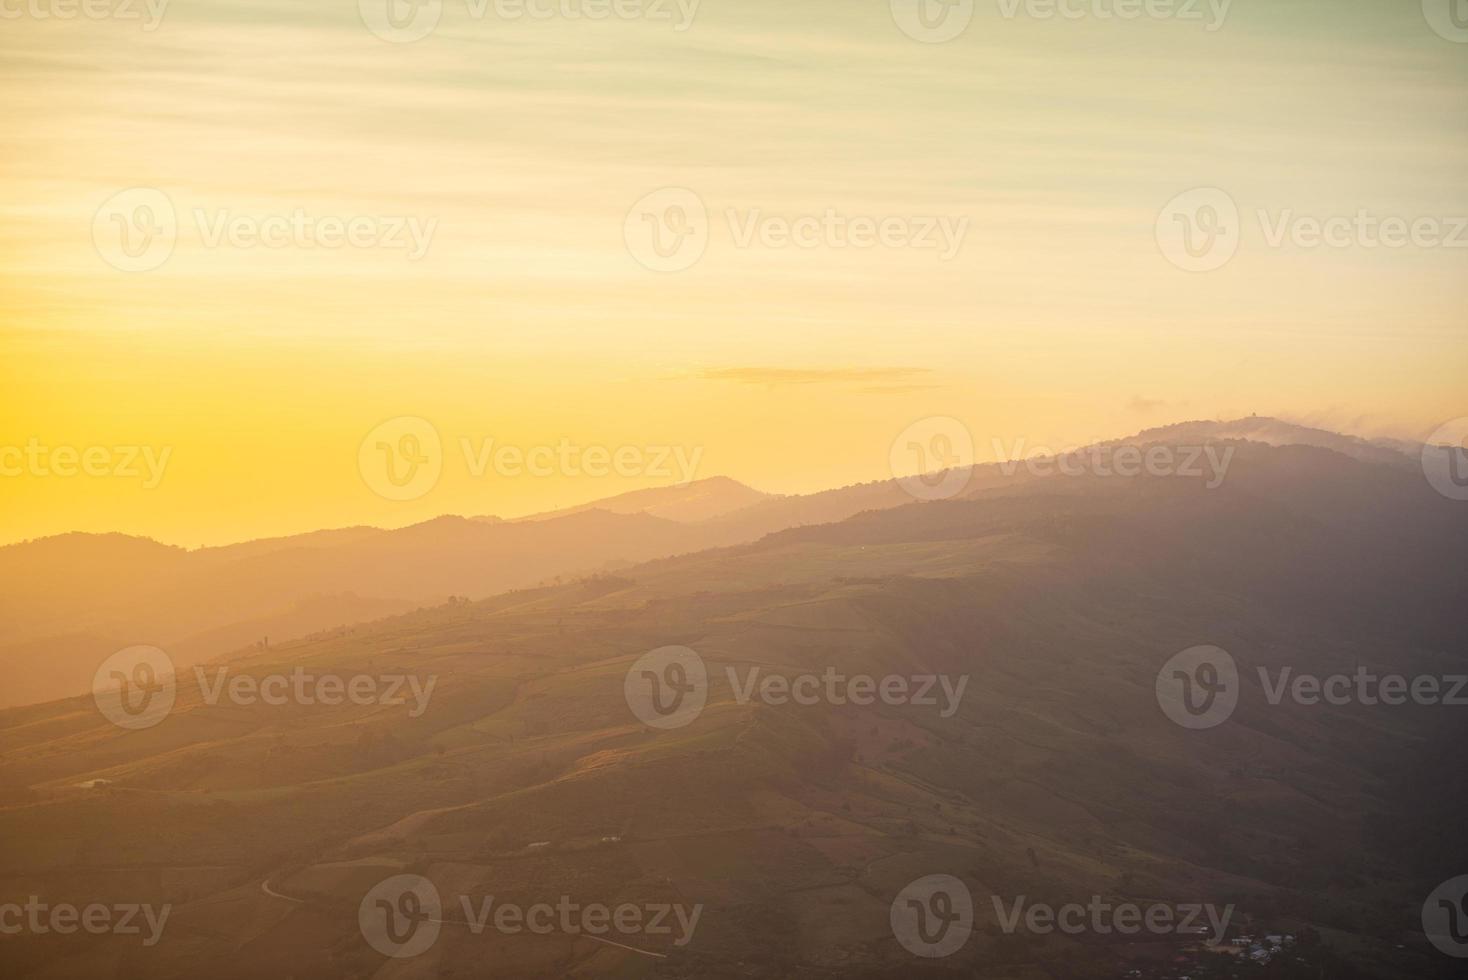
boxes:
[1,0,1466,547]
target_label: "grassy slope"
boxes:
[0,444,1465,978]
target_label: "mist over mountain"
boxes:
[504,475,774,524]
[0,420,1440,712]
[1122,416,1421,470]
[1,422,1464,977]
[9,0,1466,973]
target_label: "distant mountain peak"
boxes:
[0,530,182,558]
[1119,417,1415,469]
[516,475,772,524]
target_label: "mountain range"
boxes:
[0,418,1465,977]
[0,418,1444,711]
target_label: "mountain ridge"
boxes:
[2,434,1462,977]
[0,418,1446,711]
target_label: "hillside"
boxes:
[507,476,773,524]
[0,422,1433,713]
[0,439,1463,978]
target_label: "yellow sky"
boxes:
[2,0,1466,546]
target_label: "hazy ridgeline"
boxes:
[2,423,1466,977]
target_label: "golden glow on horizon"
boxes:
[2,1,1465,547]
